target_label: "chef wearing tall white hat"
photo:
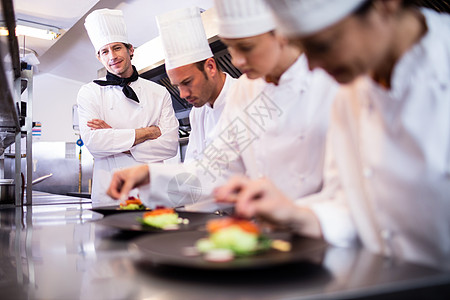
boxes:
[77,8,179,207]
[106,0,338,212]
[215,0,450,270]
[156,7,237,163]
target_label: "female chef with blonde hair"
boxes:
[216,0,450,270]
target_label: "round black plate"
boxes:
[95,211,222,232]
[130,231,328,270]
[90,205,151,216]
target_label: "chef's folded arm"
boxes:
[77,92,134,158]
[130,92,179,163]
[80,126,136,158]
[77,84,178,161]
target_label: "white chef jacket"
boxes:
[77,76,179,207]
[301,9,450,270]
[184,73,237,163]
[142,55,338,209]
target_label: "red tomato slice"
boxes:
[207,217,260,234]
[119,197,142,207]
[143,208,175,217]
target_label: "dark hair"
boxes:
[124,43,134,60]
[194,57,221,79]
[354,0,417,16]
[354,0,374,16]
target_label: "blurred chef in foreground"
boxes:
[77,9,179,207]
[107,0,337,212]
[156,7,237,163]
[216,0,450,270]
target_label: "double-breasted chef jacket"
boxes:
[77,76,179,207]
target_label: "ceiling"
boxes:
[13,0,449,84]
[13,0,214,83]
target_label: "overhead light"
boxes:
[0,19,61,40]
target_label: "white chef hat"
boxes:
[84,8,129,53]
[265,0,366,37]
[214,0,276,39]
[156,7,213,70]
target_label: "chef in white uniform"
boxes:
[156,7,237,163]
[216,0,450,270]
[106,0,337,211]
[77,9,179,207]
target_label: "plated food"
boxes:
[193,217,291,262]
[119,196,147,210]
[137,207,189,230]
[90,197,151,216]
[131,227,327,270]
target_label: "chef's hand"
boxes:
[146,125,161,139]
[107,164,150,201]
[215,175,323,238]
[215,175,296,221]
[133,125,161,146]
[87,119,112,130]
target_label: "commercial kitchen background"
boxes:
[5,0,219,196]
[2,0,448,197]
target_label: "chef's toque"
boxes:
[214,0,276,39]
[84,8,129,53]
[265,0,366,37]
[156,7,213,70]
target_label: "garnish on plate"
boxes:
[137,206,189,230]
[192,217,289,262]
[119,196,146,210]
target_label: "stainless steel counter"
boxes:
[0,193,449,300]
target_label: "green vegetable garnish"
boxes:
[137,212,180,229]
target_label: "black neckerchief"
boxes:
[94,65,140,103]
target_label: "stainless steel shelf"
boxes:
[1,0,33,206]
[0,0,21,131]
[0,54,20,131]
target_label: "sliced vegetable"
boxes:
[137,207,188,229]
[143,208,175,217]
[119,197,146,210]
[206,218,260,234]
[195,217,272,258]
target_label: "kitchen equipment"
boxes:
[30,173,53,186]
[0,173,52,203]
[0,177,21,203]
[0,179,15,201]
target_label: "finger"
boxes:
[118,178,136,202]
[214,175,249,202]
[107,173,124,199]
[98,121,111,129]
[235,180,266,218]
